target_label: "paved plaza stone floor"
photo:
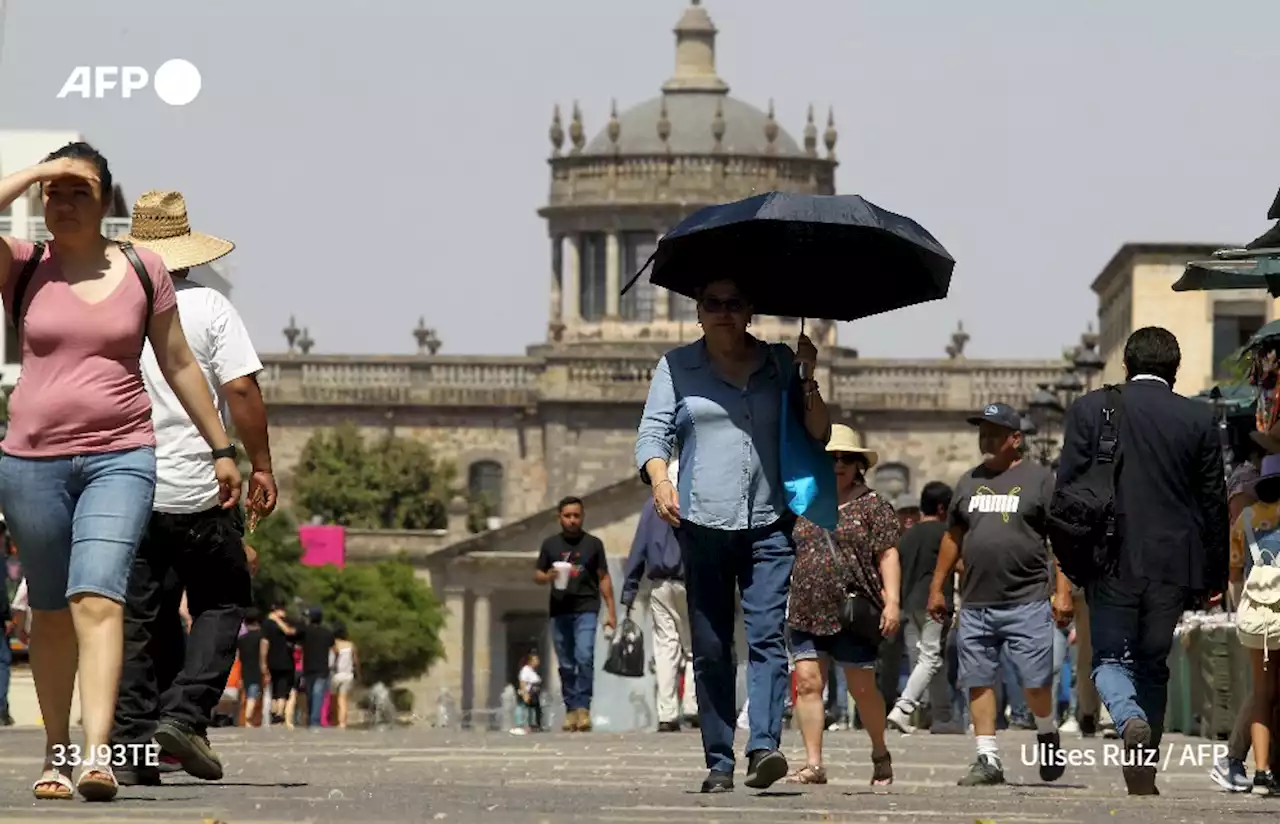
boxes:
[0,724,1272,823]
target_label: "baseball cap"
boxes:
[966,402,1023,431]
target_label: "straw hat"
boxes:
[826,424,878,468]
[114,190,234,271]
[1251,421,1280,455]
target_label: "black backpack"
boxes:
[10,240,155,358]
[1046,385,1123,587]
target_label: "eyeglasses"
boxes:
[832,453,862,466]
[699,296,748,315]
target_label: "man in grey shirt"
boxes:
[928,402,1074,786]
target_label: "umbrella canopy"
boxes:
[1172,253,1280,296]
[621,192,955,322]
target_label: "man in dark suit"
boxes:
[1056,326,1228,795]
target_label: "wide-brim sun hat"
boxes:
[826,423,878,469]
[1255,453,1280,502]
[114,190,234,271]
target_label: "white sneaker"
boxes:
[1059,717,1080,735]
[886,707,916,734]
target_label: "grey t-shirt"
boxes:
[949,460,1055,608]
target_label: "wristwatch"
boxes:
[212,445,237,461]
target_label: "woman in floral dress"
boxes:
[785,424,902,786]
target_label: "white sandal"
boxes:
[32,769,74,800]
[76,765,118,802]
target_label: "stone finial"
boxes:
[283,315,300,353]
[764,99,779,155]
[944,320,969,360]
[711,97,726,151]
[297,327,314,355]
[1081,321,1098,351]
[607,99,621,150]
[414,317,441,356]
[663,0,729,94]
[657,96,672,147]
[804,104,817,156]
[824,106,838,159]
[446,493,470,535]
[569,101,585,154]
[549,104,565,157]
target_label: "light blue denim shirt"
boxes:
[635,337,796,531]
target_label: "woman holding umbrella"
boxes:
[636,277,830,793]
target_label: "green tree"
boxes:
[297,559,445,685]
[293,423,454,529]
[245,507,310,611]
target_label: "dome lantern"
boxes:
[764,99,779,155]
[662,0,729,95]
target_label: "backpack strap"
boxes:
[10,241,47,343]
[1243,507,1271,568]
[1096,385,1122,464]
[116,241,155,354]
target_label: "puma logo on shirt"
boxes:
[969,485,1023,522]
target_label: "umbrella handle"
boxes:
[798,317,815,411]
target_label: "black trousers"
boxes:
[113,506,251,759]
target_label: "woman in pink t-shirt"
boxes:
[0,142,242,802]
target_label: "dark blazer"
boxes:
[1056,378,1228,594]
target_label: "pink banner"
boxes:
[298,525,345,568]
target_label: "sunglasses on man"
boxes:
[832,453,863,466]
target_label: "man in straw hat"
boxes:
[110,191,276,786]
[927,402,1074,787]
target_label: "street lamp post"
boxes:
[1073,329,1105,391]
[1027,383,1065,465]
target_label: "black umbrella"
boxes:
[621,192,955,321]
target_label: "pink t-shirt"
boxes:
[2,239,177,457]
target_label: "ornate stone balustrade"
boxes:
[259,351,1069,412]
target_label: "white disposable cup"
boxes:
[552,562,572,590]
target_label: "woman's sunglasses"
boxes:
[832,453,862,466]
[699,296,748,314]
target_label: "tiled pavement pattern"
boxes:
[0,725,1270,823]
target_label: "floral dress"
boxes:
[787,488,901,637]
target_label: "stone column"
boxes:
[472,589,493,723]
[653,230,670,321]
[549,234,563,327]
[441,586,467,705]
[563,235,581,322]
[604,232,621,318]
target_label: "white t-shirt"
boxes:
[141,279,263,514]
[519,665,542,689]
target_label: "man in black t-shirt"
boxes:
[262,606,297,726]
[237,608,265,726]
[299,607,336,727]
[534,496,617,732]
[887,481,956,735]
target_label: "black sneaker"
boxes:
[1037,731,1066,782]
[116,766,162,786]
[657,721,680,733]
[1079,715,1097,737]
[958,754,1005,786]
[0,713,13,727]
[744,749,788,789]
[1255,770,1280,796]
[701,770,733,793]
[1120,718,1158,796]
[153,720,223,781]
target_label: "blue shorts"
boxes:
[0,447,156,610]
[245,683,263,701]
[956,600,1055,690]
[789,627,878,668]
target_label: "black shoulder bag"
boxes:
[1046,385,1123,587]
[825,531,883,645]
[11,240,155,359]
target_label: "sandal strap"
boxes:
[33,771,74,792]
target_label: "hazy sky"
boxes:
[1,1,1276,359]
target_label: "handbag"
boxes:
[773,348,837,531]
[825,532,883,645]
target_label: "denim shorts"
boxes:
[245,682,263,701]
[789,627,878,668]
[956,599,1055,690]
[0,447,156,610]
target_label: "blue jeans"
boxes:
[0,638,10,718]
[0,447,156,609]
[1085,576,1186,745]
[308,675,329,726]
[828,658,849,720]
[551,611,597,711]
[676,518,795,774]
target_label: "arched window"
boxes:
[873,462,911,506]
[468,460,504,519]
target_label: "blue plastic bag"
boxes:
[779,369,837,530]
